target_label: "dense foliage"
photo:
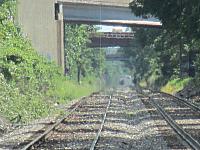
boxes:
[0,0,57,123]
[130,0,200,39]
[122,28,164,86]
[0,0,99,123]
[122,0,200,88]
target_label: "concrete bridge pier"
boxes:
[17,0,66,73]
[57,3,65,72]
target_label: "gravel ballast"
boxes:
[0,89,195,149]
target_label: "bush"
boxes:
[161,78,191,94]
[0,74,54,123]
[0,0,100,124]
[0,36,99,123]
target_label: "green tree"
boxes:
[90,48,105,77]
[65,25,91,83]
[130,0,200,39]
[129,0,200,80]
[65,24,105,84]
[0,0,19,41]
[122,28,162,85]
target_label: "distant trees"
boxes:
[122,28,164,86]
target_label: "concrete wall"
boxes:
[17,0,64,67]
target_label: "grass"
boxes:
[50,77,99,104]
[0,73,99,124]
[161,77,192,94]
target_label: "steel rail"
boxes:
[143,87,200,112]
[159,91,200,112]
[150,97,200,150]
[22,96,88,150]
[90,95,112,150]
[137,87,200,150]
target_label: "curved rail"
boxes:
[90,95,112,150]
[150,98,200,150]
[146,88,200,112]
[137,88,200,150]
[22,96,87,150]
[22,93,112,150]
[159,91,200,112]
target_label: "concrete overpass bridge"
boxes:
[17,0,162,73]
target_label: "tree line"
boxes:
[122,0,200,87]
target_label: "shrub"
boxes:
[161,78,191,94]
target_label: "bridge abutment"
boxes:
[17,0,65,72]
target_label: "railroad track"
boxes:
[89,96,111,150]
[22,92,113,150]
[3,88,196,149]
[139,88,200,150]
[90,93,132,150]
[5,88,197,150]
[21,90,139,150]
[22,95,88,150]
[150,89,200,112]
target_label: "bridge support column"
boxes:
[57,3,65,74]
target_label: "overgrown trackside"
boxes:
[0,0,101,124]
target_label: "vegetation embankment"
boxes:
[160,78,191,94]
[0,0,104,124]
[123,1,200,94]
